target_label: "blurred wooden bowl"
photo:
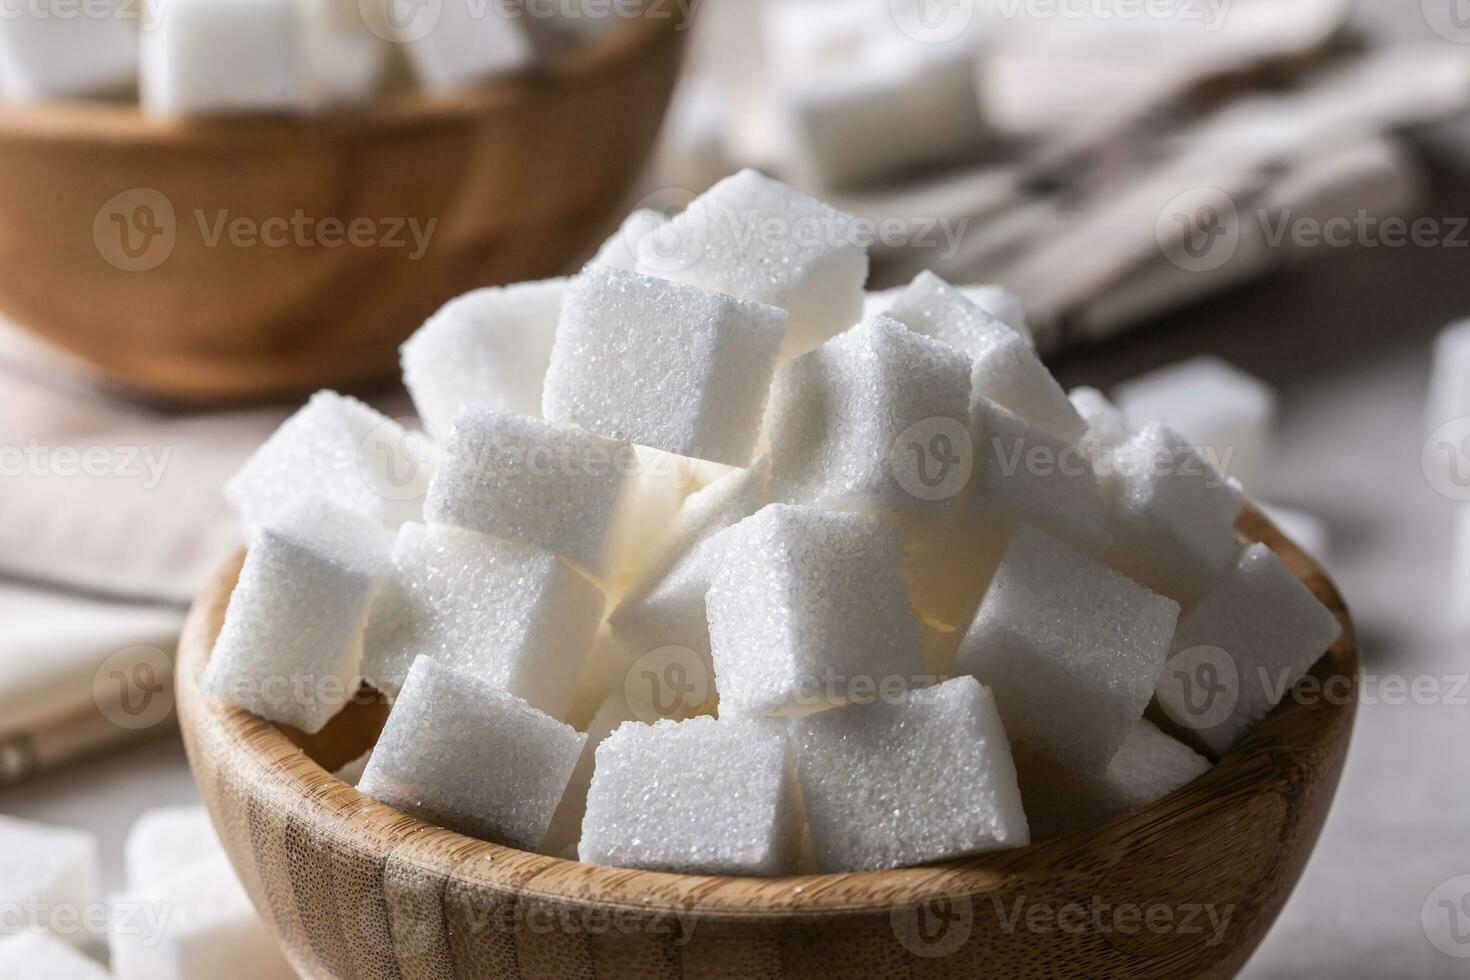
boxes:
[175,507,1357,979]
[0,14,684,404]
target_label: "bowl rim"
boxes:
[0,9,682,143]
[174,505,1358,921]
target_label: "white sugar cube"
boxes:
[108,855,295,980]
[225,390,430,535]
[1427,319,1470,434]
[124,807,223,894]
[424,407,633,572]
[953,527,1179,772]
[971,397,1113,556]
[705,504,926,718]
[865,281,1031,345]
[359,656,586,848]
[542,693,641,859]
[1114,356,1277,490]
[890,510,1009,631]
[609,460,769,660]
[543,267,788,467]
[387,0,533,92]
[300,0,389,104]
[1015,720,1210,840]
[789,676,1029,873]
[579,717,801,876]
[0,817,99,949]
[0,931,111,979]
[589,209,668,272]
[1259,502,1329,560]
[1068,386,1134,450]
[601,445,703,592]
[1155,543,1341,756]
[1101,422,1244,607]
[202,497,393,733]
[0,3,137,102]
[637,170,869,359]
[882,272,1023,362]
[401,278,566,435]
[360,522,603,719]
[767,316,972,517]
[1452,505,1470,635]
[141,0,314,116]
[970,332,1084,445]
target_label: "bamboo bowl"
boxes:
[0,14,684,404]
[175,508,1357,980]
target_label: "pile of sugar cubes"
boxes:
[204,169,1344,875]
[0,0,622,116]
[0,809,294,978]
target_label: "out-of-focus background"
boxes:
[3,0,1470,976]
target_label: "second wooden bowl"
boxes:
[175,508,1357,979]
[0,14,684,404]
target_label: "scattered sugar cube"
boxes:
[1015,720,1210,840]
[1259,502,1329,560]
[953,527,1179,772]
[542,693,641,859]
[601,445,701,592]
[388,0,533,92]
[108,855,295,980]
[865,281,1031,344]
[0,3,137,102]
[0,816,99,949]
[202,497,393,733]
[424,407,633,572]
[970,331,1085,445]
[789,676,1029,873]
[1101,422,1244,607]
[579,716,801,876]
[360,656,586,848]
[705,504,926,718]
[0,931,111,979]
[637,170,869,359]
[1114,356,1277,490]
[224,390,429,534]
[609,460,769,660]
[1155,543,1341,756]
[1068,386,1134,450]
[1427,319,1470,434]
[360,522,603,719]
[971,397,1113,556]
[401,279,566,435]
[543,267,788,467]
[882,273,1023,360]
[767,316,972,517]
[124,807,223,894]
[890,509,1009,631]
[141,0,315,116]
[589,209,668,272]
[301,0,389,105]
[1452,505,1470,635]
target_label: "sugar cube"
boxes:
[1155,543,1341,756]
[865,281,1031,345]
[600,445,702,591]
[384,0,533,92]
[789,676,1029,873]
[970,332,1085,445]
[882,272,1021,361]
[1259,502,1329,560]
[889,509,1009,630]
[767,316,972,517]
[0,3,137,102]
[609,460,769,660]
[589,209,668,272]
[953,526,1179,772]
[224,390,430,534]
[360,522,603,719]
[401,278,566,435]
[705,504,926,718]
[0,931,111,979]
[637,170,869,359]
[1100,422,1244,607]
[1068,386,1134,450]
[124,807,223,894]
[1114,356,1277,490]
[108,855,295,980]
[971,396,1114,557]
[0,816,99,948]
[359,656,587,848]
[542,693,642,859]
[300,0,389,105]
[424,407,633,572]
[141,0,314,116]
[1427,319,1470,434]
[202,497,393,733]
[1015,720,1210,840]
[578,717,801,876]
[543,267,788,467]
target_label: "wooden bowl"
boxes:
[0,15,684,405]
[175,508,1357,979]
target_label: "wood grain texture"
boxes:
[0,13,684,405]
[175,508,1358,980]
